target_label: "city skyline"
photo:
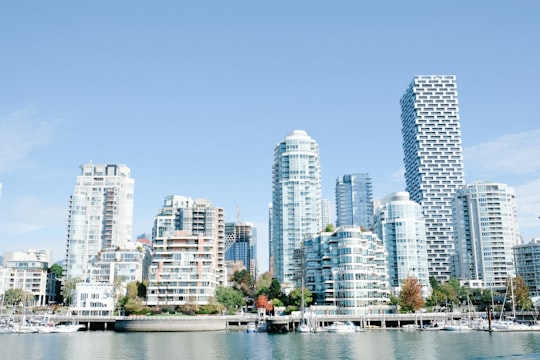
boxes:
[1,2,539,273]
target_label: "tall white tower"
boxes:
[453,181,521,289]
[401,75,465,282]
[65,163,134,281]
[374,192,430,297]
[272,130,322,287]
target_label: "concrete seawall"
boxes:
[115,316,228,332]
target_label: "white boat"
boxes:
[256,320,267,333]
[325,321,358,333]
[296,322,311,333]
[53,324,85,333]
[421,322,443,331]
[402,324,418,330]
[491,320,533,332]
[246,322,257,333]
[442,321,473,332]
[37,323,85,333]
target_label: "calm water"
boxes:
[2,330,540,360]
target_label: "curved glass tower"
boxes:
[272,130,322,287]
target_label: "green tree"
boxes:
[470,288,493,311]
[137,281,147,298]
[389,295,400,306]
[4,288,25,306]
[429,276,440,291]
[126,282,138,299]
[216,286,246,314]
[508,276,533,311]
[62,277,81,306]
[268,278,282,301]
[123,298,144,315]
[255,271,273,297]
[197,297,224,315]
[287,287,313,308]
[49,264,63,279]
[232,269,254,297]
[439,282,459,305]
[325,224,335,232]
[399,277,425,313]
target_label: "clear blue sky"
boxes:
[1,1,539,271]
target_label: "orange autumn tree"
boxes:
[399,276,425,313]
[255,294,273,314]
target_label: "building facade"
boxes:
[225,222,256,278]
[0,249,52,306]
[90,244,152,286]
[321,199,331,230]
[64,163,134,281]
[147,197,225,306]
[373,192,430,297]
[70,282,115,316]
[304,228,390,315]
[453,182,521,289]
[335,173,373,229]
[514,239,540,300]
[401,75,465,282]
[272,130,322,287]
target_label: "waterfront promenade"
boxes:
[4,311,538,332]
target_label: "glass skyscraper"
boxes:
[401,75,465,282]
[335,173,373,229]
[225,222,256,277]
[272,130,322,287]
[65,163,134,281]
[453,181,521,290]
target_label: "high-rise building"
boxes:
[65,164,134,281]
[401,75,465,282]
[453,181,521,289]
[335,173,373,229]
[373,192,430,297]
[225,222,256,277]
[321,198,331,229]
[147,197,225,306]
[272,130,322,287]
[514,238,540,299]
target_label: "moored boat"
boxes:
[325,321,359,333]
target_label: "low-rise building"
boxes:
[0,249,51,306]
[304,228,391,315]
[70,282,115,316]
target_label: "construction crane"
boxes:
[522,205,540,221]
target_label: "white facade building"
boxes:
[90,243,152,286]
[304,228,390,315]
[70,282,115,316]
[65,164,135,282]
[272,130,322,287]
[401,75,465,282]
[453,181,521,289]
[147,197,225,306]
[0,249,52,306]
[514,238,540,299]
[374,192,430,297]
